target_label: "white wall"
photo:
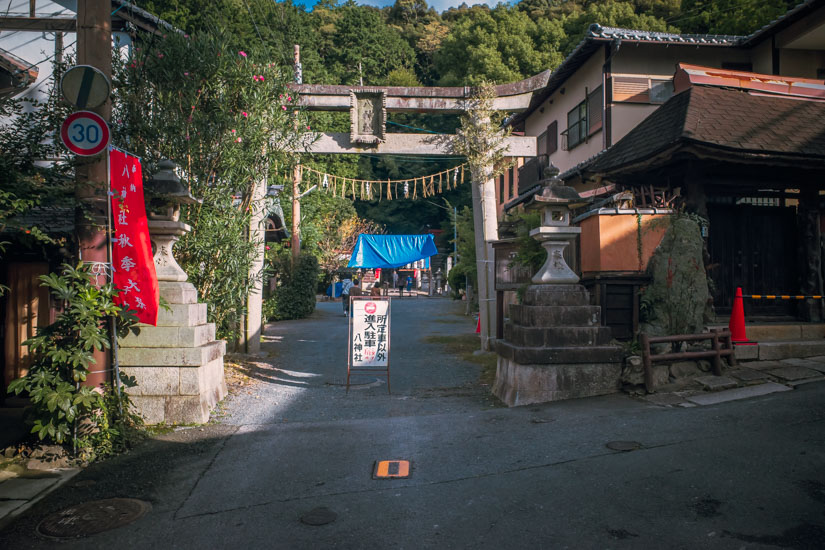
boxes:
[525,51,605,172]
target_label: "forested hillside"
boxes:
[136,0,796,235]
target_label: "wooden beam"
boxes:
[0,16,76,32]
[297,132,535,157]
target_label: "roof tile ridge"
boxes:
[588,23,744,44]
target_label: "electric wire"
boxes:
[386,120,439,134]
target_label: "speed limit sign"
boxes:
[60,111,110,156]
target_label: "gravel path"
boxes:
[216,297,501,426]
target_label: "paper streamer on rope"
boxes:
[300,164,467,202]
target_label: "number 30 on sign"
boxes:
[60,111,110,156]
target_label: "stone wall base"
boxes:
[124,358,227,424]
[493,357,621,407]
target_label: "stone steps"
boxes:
[508,304,601,327]
[118,340,226,368]
[750,340,825,361]
[503,323,612,347]
[496,340,624,365]
[119,323,216,348]
[522,284,590,307]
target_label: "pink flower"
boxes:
[287,96,292,101]
[184,72,189,76]
[265,246,271,250]
[279,94,283,98]
[306,125,311,130]
[239,50,247,58]
[258,76,265,82]
[281,105,287,111]
[184,34,189,38]
[236,137,242,143]
[157,53,164,58]
[231,129,236,134]
[242,112,248,117]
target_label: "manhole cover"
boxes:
[300,506,337,526]
[37,498,151,539]
[606,441,642,452]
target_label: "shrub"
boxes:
[265,252,319,321]
[7,263,143,457]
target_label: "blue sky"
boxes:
[291,0,501,12]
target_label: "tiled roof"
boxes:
[580,86,825,177]
[3,206,75,236]
[589,24,741,45]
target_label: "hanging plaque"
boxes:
[350,89,386,145]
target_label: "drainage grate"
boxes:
[37,498,151,539]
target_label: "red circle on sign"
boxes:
[365,302,377,314]
[60,111,110,156]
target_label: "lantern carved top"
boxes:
[525,164,589,210]
[145,159,201,221]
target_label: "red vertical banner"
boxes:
[109,148,159,325]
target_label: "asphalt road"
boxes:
[2,298,824,549]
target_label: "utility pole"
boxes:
[75,0,112,388]
[291,45,302,264]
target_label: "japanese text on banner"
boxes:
[351,299,390,367]
[109,149,159,325]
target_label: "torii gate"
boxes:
[278,70,550,350]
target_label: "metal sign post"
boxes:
[347,296,391,393]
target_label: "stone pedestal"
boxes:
[118,220,227,424]
[493,284,623,406]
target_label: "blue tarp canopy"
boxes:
[347,234,438,269]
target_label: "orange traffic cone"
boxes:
[729,287,756,345]
[475,313,481,334]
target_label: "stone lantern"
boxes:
[117,159,227,425]
[144,159,201,284]
[492,164,622,407]
[525,165,589,284]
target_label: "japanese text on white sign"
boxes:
[350,299,390,367]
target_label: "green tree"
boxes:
[0,73,74,278]
[561,0,676,53]
[677,0,795,35]
[112,31,306,340]
[316,2,416,86]
[433,5,565,85]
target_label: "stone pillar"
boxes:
[245,177,267,353]
[798,189,823,322]
[471,164,498,351]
